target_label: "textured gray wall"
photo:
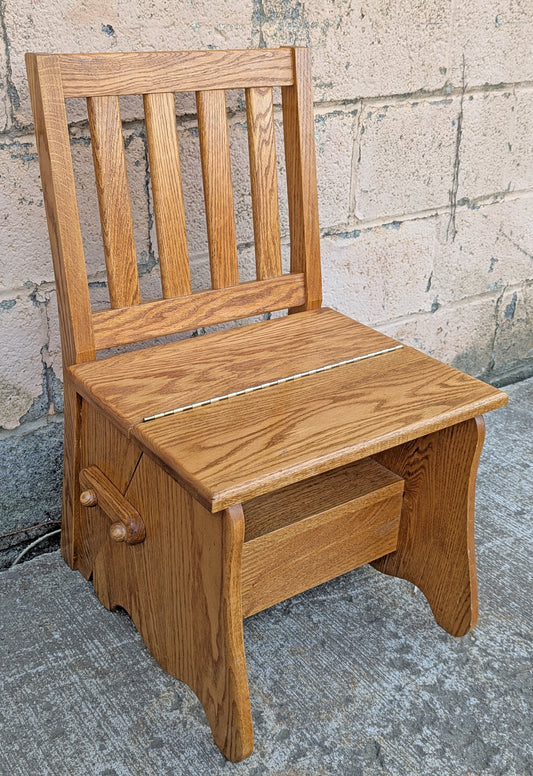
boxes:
[1,0,532,560]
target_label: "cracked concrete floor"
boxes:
[1,377,532,776]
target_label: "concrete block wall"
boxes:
[1,0,532,564]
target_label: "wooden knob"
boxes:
[80,489,98,507]
[109,522,127,542]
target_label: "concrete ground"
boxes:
[1,377,532,776]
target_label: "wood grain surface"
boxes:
[90,450,254,761]
[243,456,403,540]
[59,384,83,568]
[246,86,282,280]
[58,49,294,97]
[68,308,507,511]
[144,91,191,298]
[133,343,505,511]
[197,89,239,289]
[241,458,404,616]
[372,416,485,637]
[70,308,397,426]
[90,274,306,349]
[87,95,141,308]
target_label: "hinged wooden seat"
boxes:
[26,47,507,762]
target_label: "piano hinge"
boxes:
[142,344,403,423]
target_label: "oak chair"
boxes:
[26,48,507,761]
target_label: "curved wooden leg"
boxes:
[91,454,254,762]
[372,416,485,637]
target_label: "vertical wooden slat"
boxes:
[25,53,95,366]
[196,90,239,289]
[281,48,322,311]
[144,92,191,298]
[246,87,282,280]
[87,95,141,308]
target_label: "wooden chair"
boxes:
[26,48,507,761]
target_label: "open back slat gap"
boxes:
[87,95,141,308]
[196,90,239,289]
[92,274,306,350]
[58,50,294,97]
[246,87,283,280]
[144,92,191,298]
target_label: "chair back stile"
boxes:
[26,48,322,367]
[26,54,95,367]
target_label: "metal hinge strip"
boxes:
[142,344,403,422]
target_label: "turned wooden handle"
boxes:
[79,465,146,544]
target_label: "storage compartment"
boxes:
[241,457,404,617]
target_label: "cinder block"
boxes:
[433,198,533,306]
[178,113,286,267]
[354,98,458,220]
[0,293,49,429]
[450,0,533,88]
[255,0,452,100]
[230,119,255,250]
[491,284,533,377]
[458,91,521,202]
[0,128,151,292]
[321,217,436,324]
[0,420,63,538]
[378,293,499,376]
[5,0,253,128]
[177,122,209,261]
[235,242,291,286]
[69,127,151,280]
[0,136,53,291]
[41,289,63,411]
[512,89,533,193]
[0,43,10,132]
[315,109,356,230]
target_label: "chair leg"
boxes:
[372,416,485,637]
[90,453,254,762]
[60,383,82,569]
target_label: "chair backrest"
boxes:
[26,48,322,367]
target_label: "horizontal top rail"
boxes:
[53,49,294,97]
